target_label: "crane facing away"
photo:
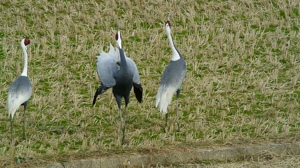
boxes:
[8,38,33,143]
[156,20,186,132]
[93,30,143,145]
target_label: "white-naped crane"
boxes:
[8,38,33,143]
[156,19,186,132]
[93,30,143,145]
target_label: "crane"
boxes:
[156,20,186,132]
[93,30,143,145]
[8,38,33,143]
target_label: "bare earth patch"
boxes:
[34,141,300,167]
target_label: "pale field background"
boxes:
[1,0,300,167]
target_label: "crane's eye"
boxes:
[24,38,30,45]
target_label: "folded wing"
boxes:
[125,56,143,102]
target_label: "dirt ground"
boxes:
[39,142,300,168]
[213,156,300,168]
[180,156,300,168]
[42,155,300,168]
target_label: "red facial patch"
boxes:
[24,38,30,45]
[115,33,118,40]
[166,20,171,27]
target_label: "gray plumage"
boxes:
[96,46,119,88]
[156,20,186,132]
[93,31,143,144]
[156,56,186,113]
[125,57,141,85]
[95,43,141,90]
[8,76,33,117]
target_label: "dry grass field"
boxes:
[1,0,300,167]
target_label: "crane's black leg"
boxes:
[122,97,130,145]
[10,115,14,167]
[176,89,181,132]
[10,115,13,145]
[118,107,125,145]
[23,102,28,140]
[122,107,127,145]
[115,96,125,145]
[164,113,168,133]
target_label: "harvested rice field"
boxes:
[1,0,300,167]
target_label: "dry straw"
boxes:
[1,0,300,167]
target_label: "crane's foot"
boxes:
[121,139,128,145]
[121,126,127,145]
[163,122,168,133]
[22,133,26,141]
[164,126,167,133]
[164,113,168,133]
[121,134,128,145]
[176,122,180,132]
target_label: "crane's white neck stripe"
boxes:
[21,44,28,76]
[166,27,180,61]
[116,31,122,49]
[171,49,180,61]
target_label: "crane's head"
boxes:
[24,38,30,45]
[21,38,30,50]
[165,20,172,34]
[115,30,122,49]
[166,20,171,28]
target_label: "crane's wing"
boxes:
[8,76,32,119]
[133,82,143,103]
[125,56,143,102]
[96,49,119,87]
[125,57,140,84]
[97,43,120,63]
[155,60,186,114]
[93,46,119,105]
[108,43,120,63]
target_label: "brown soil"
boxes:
[37,142,300,168]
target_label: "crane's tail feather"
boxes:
[93,84,110,105]
[8,94,30,119]
[156,87,175,114]
[133,83,143,103]
[155,93,160,108]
